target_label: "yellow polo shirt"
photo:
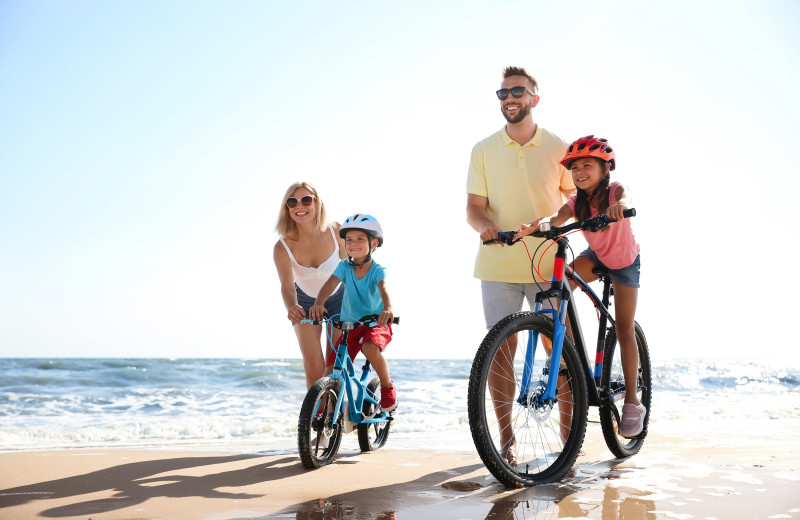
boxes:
[467,126,574,283]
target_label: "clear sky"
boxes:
[2,0,798,363]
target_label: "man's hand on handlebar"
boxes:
[479,222,505,246]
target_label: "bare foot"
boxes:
[500,440,517,466]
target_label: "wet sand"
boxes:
[1,431,799,519]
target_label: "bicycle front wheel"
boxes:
[468,312,589,487]
[357,377,390,452]
[599,321,652,458]
[298,377,344,469]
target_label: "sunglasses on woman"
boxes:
[286,196,315,208]
[496,86,536,100]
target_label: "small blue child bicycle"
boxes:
[297,314,400,469]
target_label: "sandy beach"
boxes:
[2,430,799,520]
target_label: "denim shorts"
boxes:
[295,284,345,324]
[579,250,641,288]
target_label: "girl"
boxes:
[516,135,645,438]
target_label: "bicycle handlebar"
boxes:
[483,208,636,245]
[300,314,400,328]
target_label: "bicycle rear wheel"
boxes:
[468,312,588,487]
[298,377,344,469]
[357,377,390,451]
[599,321,652,458]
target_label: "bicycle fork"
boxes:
[518,240,572,407]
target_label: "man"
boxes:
[466,66,574,465]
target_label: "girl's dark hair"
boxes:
[572,160,611,221]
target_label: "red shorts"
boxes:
[326,324,392,367]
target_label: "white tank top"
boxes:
[279,226,341,297]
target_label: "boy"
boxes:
[309,213,397,412]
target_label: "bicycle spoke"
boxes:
[469,312,588,486]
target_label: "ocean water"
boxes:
[1,358,798,453]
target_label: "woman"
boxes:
[274,181,346,389]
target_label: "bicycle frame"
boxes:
[317,321,390,426]
[518,236,616,408]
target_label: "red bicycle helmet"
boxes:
[560,135,616,171]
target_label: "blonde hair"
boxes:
[275,181,329,238]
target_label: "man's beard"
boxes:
[501,101,531,124]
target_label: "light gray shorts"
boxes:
[481,280,559,329]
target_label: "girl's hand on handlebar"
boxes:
[514,218,542,241]
[377,306,394,326]
[605,204,628,221]
[308,304,327,321]
[288,303,306,323]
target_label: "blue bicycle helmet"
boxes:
[339,213,384,247]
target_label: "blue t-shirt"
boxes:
[332,260,386,322]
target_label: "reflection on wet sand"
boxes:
[483,472,656,519]
[286,498,396,520]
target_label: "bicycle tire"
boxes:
[298,377,344,469]
[357,377,391,452]
[599,321,652,458]
[468,311,589,487]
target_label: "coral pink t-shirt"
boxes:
[566,181,639,269]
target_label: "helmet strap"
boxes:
[586,177,610,204]
[347,252,372,268]
[345,233,377,268]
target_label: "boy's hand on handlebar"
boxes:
[288,303,306,323]
[605,204,628,221]
[514,218,542,240]
[308,304,327,321]
[377,306,394,326]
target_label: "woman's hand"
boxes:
[377,306,394,326]
[287,303,306,323]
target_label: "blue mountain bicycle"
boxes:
[468,209,651,487]
[297,314,399,469]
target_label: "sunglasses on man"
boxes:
[496,86,537,100]
[286,196,315,208]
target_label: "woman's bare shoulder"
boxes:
[274,238,290,258]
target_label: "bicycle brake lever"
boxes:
[483,231,519,245]
[498,231,519,245]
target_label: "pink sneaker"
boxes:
[380,384,397,412]
[619,402,646,438]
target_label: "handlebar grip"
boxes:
[393,317,400,325]
[623,208,636,218]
